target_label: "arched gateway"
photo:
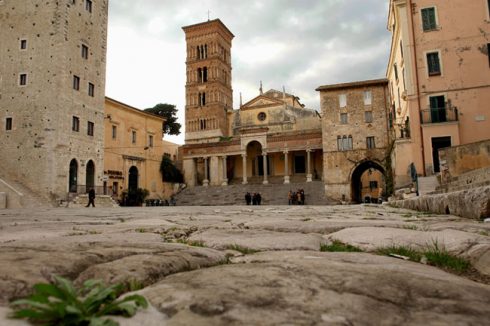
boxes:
[351,160,385,203]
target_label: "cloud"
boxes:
[106,0,391,144]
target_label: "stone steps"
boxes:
[0,169,52,208]
[176,181,337,206]
[417,176,440,196]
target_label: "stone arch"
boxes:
[69,159,78,193]
[350,160,385,204]
[86,160,95,192]
[243,138,266,150]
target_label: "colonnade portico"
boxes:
[182,144,322,188]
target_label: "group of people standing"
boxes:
[288,189,305,205]
[245,192,262,205]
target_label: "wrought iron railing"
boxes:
[420,107,458,124]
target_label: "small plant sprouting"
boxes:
[376,245,422,262]
[424,240,470,273]
[10,275,148,326]
[227,244,259,255]
[175,239,206,247]
[320,240,363,252]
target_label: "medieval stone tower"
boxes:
[182,19,234,144]
[0,0,108,200]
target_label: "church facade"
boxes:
[181,20,324,189]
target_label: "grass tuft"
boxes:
[320,240,363,252]
[227,244,259,255]
[175,239,206,247]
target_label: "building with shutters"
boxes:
[386,0,490,186]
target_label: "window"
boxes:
[366,136,376,149]
[148,135,154,148]
[5,118,12,131]
[20,39,27,50]
[394,63,399,81]
[429,95,446,123]
[87,121,94,136]
[131,130,136,144]
[81,44,88,59]
[369,181,378,190]
[339,94,347,108]
[19,73,27,86]
[112,125,117,139]
[365,111,373,123]
[426,52,441,76]
[199,92,206,106]
[85,0,92,13]
[421,7,437,31]
[400,40,403,59]
[363,91,372,105]
[340,113,348,124]
[72,116,80,132]
[337,135,353,151]
[73,75,80,90]
[257,112,267,121]
[88,82,94,97]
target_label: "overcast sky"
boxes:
[106,0,391,144]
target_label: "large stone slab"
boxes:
[139,251,490,325]
[392,185,490,220]
[327,227,490,276]
[188,229,326,251]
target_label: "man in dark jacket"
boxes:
[86,188,96,207]
[245,192,252,205]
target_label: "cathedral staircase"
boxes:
[175,179,338,206]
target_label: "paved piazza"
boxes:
[1,205,490,325]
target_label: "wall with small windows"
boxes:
[0,0,108,200]
[317,79,389,201]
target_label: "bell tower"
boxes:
[182,19,234,143]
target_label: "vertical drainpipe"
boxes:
[408,0,426,176]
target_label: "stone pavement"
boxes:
[0,205,489,325]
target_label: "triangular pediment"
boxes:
[241,95,284,110]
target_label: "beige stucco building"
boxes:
[0,0,108,201]
[387,0,490,186]
[104,97,178,201]
[181,20,324,188]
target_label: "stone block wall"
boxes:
[439,139,490,184]
[0,0,108,200]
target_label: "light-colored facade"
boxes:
[387,0,490,186]
[317,80,390,203]
[104,98,178,201]
[0,0,108,200]
[182,20,324,188]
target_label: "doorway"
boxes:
[431,136,451,173]
[86,160,95,192]
[294,154,306,174]
[69,159,78,193]
[128,166,139,192]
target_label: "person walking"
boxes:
[86,188,96,207]
[288,190,293,205]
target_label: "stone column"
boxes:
[203,157,209,187]
[210,156,220,186]
[242,154,248,185]
[262,152,269,185]
[183,158,197,187]
[283,151,290,184]
[306,149,313,182]
[221,156,228,186]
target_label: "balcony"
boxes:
[420,107,458,124]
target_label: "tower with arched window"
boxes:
[182,19,234,143]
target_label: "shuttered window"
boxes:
[421,7,437,31]
[427,52,441,76]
